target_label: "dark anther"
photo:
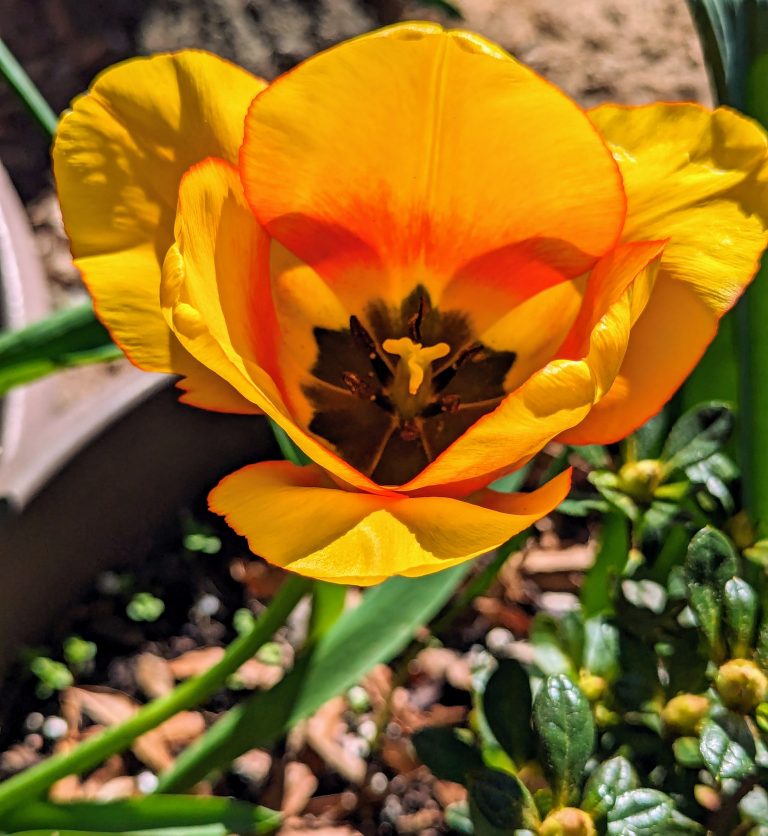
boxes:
[342,371,372,398]
[432,342,483,392]
[407,294,429,342]
[399,419,421,442]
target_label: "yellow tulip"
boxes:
[53,23,768,584]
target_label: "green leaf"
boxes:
[699,717,756,781]
[723,577,758,658]
[740,786,768,827]
[0,305,121,396]
[684,527,739,657]
[758,621,768,669]
[468,768,538,835]
[631,410,669,461]
[661,402,734,475]
[588,471,640,521]
[0,36,58,136]
[583,617,620,680]
[607,789,676,835]
[580,513,630,617]
[0,797,280,834]
[532,675,595,806]
[482,659,534,766]
[673,737,705,769]
[412,726,484,784]
[581,756,639,820]
[157,565,469,792]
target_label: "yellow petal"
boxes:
[209,461,571,585]
[161,157,394,496]
[401,242,663,492]
[53,50,266,411]
[240,22,624,313]
[567,103,768,443]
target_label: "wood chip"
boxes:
[281,761,318,817]
[305,697,366,785]
[134,653,175,699]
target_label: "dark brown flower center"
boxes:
[303,286,516,485]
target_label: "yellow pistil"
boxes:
[383,336,450,419]
[383,337,450,395]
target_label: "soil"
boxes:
[0,0,712,833]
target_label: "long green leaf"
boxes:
[0,37,58,137]
[0,798,280,834]
[157,564,469,791]
[0,305,120,395]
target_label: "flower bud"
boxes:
[578,671,607,702]
[715,659,768,713]
[540,807,596,836]
[617,459,663,503]
[661,694,710,735]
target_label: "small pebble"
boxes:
[137,771,159,793]
[357,718,377,742]
[370,771,389,795]
[195,594,221,617]
[486,627,514,654]
[96,571,123,595]
[42,716,68,740]
[24,712,44,732]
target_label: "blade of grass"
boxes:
[0,575,310,817]
[0,798,280,835]
[0,304,121,395]
[0,37,57,137]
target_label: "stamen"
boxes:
[382,337,450,395]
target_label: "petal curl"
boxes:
[209,461,572,585]
[53,50,266,411]
[161,157,395,496]
[565,103,768,443]
[240,22,625,312]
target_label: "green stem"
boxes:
[0,37,58,138]
[308,581,347,643]
[269,420,310,466]
[0,575,310,817]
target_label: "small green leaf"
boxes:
[583,617,620,680]
[482,659,534,766]
[740,786,768,826]
[723,577,758,658]
[588,471,640,521]
[581,512,630,617]
[468,768,538,835]
[758,621,768,669]
[607,789,675,835]
[581,756,639,820]
[684,527,739,657]
[532,675,595,805]
[412,726,484,785]
[699,718,756,781]
[661,402,734,474]
[673,737,705,769]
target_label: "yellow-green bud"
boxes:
[617,459,663,503]
[715,659,768,713]
[578,671,607,702]
[540,808,596,836]
[660,694,710,735]
[594,704,620,728]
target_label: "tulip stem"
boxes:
[0,37,58,138]
[0,574,310,818]
[269,420,311,466]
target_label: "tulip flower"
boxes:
[53,23,768,584]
